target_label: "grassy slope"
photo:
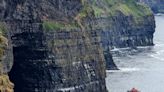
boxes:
[43,0,153,31]
[43,21,79,31]
[92,0,153,17]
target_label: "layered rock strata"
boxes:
[5,0,107,92]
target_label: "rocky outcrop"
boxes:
[0,0,155,92]
[98,12,155,49]
[0,27,14,92]
[76,0,155,70]
[91,0,155,48]
[5,0,107,92]
[0,0,14,91]
[0,75,13,92]
[0,22,14,92]
[137,0,164,13]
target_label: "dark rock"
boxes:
[0,0,156,92]
[88,0,155,70]
[5,0,107,92]
[137,0,164,13]
[0,0,14,91]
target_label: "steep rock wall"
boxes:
[0,0,156,92]
[98,13,155,49]
[91,0,155,48]
[0,23,14,92]
[5,0,107,92]
[137,0,164,13]
[86,0,155,69]
[0,0,14,91]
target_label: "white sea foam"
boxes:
[150,54,164,61]
[137,46,152,49]
[155,13,164,16]
[120,68,140,72]
[110,47,130,52]
[155,43,164,47]
[106,68,140,73]
[149,48,164,61]
[110,48,120,51]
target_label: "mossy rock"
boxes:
[0,75,14,92]
[92,5,106,17]
[89,0,152,18]
[0,35,8,61]
[0,23,8,36]
[43,21,79,31]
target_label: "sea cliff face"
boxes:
[137,0,164,13]
[0,0,14,91]
[99,12,155,49]
[0,23,14,92]
[91,0,155,48]
[5,0,107,92]
[86,0,155,69]
[0,0,156,92]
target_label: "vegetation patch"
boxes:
[43,21,79,31]
[104,0,152,17]
[77,1,93,19]
[0,23,7,36]
[0,75,14,92]
[92,5,106,17]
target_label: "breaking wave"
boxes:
[106,68,140,73]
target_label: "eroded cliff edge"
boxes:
[0,23,14,92]
[5,0,107,92]
[0,0,14,91]
[85,0,155,69]
[137,0,164,13]
[0,11,13,92]
[0,0,156,92]
[91,0,155,48]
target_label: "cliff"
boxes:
[5,0,107,92]
[0,0,156,92]
[91,0,155,48]
[0,16,14,92]
[137,0,164,13]
[75,0,155,70]
[0,1,14,91]
[0,24,14,92]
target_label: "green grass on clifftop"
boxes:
[90,0,152,18]
[106,0,152,17]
